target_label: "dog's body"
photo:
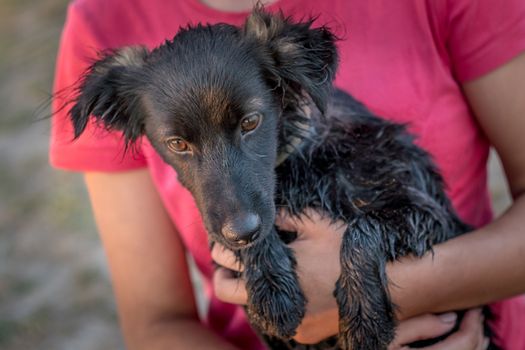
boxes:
[259,89,472,349]
[68,8,497,350]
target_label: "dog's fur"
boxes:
[67,8,498,350]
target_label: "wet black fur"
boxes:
[67,7,498,350]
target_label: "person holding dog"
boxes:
[50,0,525,349]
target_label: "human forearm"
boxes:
[388,194,525,320]
[280,195,525,341]
[126,317,240,350]
[84,171,243,350]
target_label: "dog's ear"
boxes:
[244,7,338,112]
[70,46,149,144]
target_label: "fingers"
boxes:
[211,243,244,272]
[213,267,248,305]
[211,243,247,305]
[389,313,458,349]
[423,309,488,350]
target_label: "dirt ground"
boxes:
[0,1,512,349]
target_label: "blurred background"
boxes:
[0,1,513,350]
[0,1,122,349]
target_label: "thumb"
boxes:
[390,313,457,349]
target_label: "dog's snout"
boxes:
[221,213,261,245]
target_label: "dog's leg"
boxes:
[242,228,307,339]
[335,216,395,350]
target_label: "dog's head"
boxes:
[70,8,338,249]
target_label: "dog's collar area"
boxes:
[275,103,313,167]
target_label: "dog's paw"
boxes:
[335,276,395,350]
[242,234,306,339]
[338,322,394,350]
[245,269,306,338]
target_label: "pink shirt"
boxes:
[51,0,525,348]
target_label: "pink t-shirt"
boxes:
[50,0,525,348]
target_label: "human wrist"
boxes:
[385,225,507,321]
[386,253,445,321]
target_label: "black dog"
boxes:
[67,7,497,350]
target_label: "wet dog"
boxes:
[67,7,497,350]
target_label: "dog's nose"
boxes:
[221,213,261,245]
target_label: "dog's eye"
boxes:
[166,137,190,153]
[240,113,262,134]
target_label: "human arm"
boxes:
[388,51,525,318]
[84,169,239,350]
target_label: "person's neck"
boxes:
[199,0,277,12]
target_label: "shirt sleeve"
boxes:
[446,0,525,82]
[49,2,147,172]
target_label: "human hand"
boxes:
[389,309,489,350]
[212,209,344,343]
